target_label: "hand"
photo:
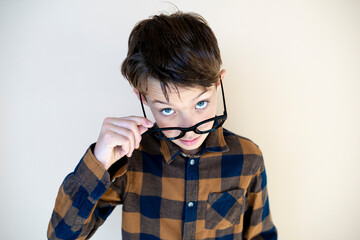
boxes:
[94,116,153,170]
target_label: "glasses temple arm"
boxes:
[220,78,227,115]
[139,93,147,118]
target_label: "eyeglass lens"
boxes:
[154,118,225,140]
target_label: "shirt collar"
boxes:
[159,127,229,164]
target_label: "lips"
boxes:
[179,136,200,146]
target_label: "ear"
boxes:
[133,88,148,106]
[217,69,226,90]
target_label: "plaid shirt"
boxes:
[47,127,277,240]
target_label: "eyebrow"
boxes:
[151,89,209,105]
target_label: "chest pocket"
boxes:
[205,188,245,230]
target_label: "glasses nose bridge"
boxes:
[183,125,199,134]
[180,126,198,139]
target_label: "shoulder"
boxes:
[222,128,264,175]
[222,128,263,157]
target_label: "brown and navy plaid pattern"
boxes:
[47,127,277,239]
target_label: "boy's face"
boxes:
[139,78,221,155]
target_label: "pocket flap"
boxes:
[206,188,245,229]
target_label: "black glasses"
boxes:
[140,78,227,141]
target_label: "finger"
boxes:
[114,145,128,160]
[138,125,149,135]
[104,118,146,148]
[105,131,131,159]
[122,116,153,128]
[108,125,135,156]
[121,120,143,149]
[105,116,152,128]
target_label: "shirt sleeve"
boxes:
[47,143,128,240]
[243,155,278,240]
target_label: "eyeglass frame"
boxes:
[139,77,228,141]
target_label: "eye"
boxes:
[195,101,208,109]
[161,108,175,116]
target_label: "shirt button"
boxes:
[188,202,194,208]
[189,159,195,165]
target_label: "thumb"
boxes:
[139,125,149,135]
[141,118,153,128]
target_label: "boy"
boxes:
[47,11,277,240]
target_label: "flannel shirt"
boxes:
[47,127,277,239]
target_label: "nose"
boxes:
[179,113,196,129]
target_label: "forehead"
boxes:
[145,78,213,103]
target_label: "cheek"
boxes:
[202,102,217,119]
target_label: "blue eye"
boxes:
[161,108,175,116]
[196,101,208,109]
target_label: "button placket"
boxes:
[183,156,199,239]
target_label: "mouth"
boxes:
[179,136,200,146]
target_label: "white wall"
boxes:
[1,0,359,239]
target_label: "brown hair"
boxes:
[121,11,222,100]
